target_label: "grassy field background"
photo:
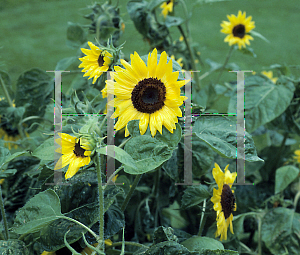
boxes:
[0,0,299,87]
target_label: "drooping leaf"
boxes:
[66,22,87,48]
[181,185,210,209]
[261,208,300,254]
[124,135,174,174]
[193,116,262,162]
[275,165,299,194]
[12,189,63,235]
[228,75,295,132]
[153,226,178,244]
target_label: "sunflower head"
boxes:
[294,149,300,163]
[106,48,188,137]
[79,41,113,84]
[211,163,237,241]
[160,0,174,18]
[261,71,278,84]
[54,133,93,179]
[220,10,255,49]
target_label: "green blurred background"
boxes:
[0,0,299,85]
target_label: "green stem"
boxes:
[121,174,142,211]
[118,137,132,149]
[0,75,13,107]
[96,153,105,252]
[294,178,300,210]
[215,45,234,84]
[197,199,206,236]
[103,165,124,190]
[98,115,107,137]
[59,215,100,242]
[0,185,9,240]
[257,215,262,255]
[178,25,200,92]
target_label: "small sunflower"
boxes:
[294,149,300,163]
[104,48,188,137]
[79,41,113,84]
[221,10,255,49]
[211,163,237,241]
[261,71,278,84]
[54,133,92,179]
[160,0,174,18]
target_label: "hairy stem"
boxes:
[216,45,234,84]
[121,174,142,211]
[0,186,9,240]
[197,199,207,236]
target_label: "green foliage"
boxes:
[275,165,299,194]
[193,116,262,162]
[32,138,54,161]
[181,236,224,252]
[0,240,29,255]
[181,185,210,209]
[228,75,295,132]
[12,189,63,235]
[66,22,87,49]
[261,208,300,254]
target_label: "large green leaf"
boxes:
[228,75,295,132]
[124,135,174,174]
[181,185,210,209]
[193,116,262,162]
[0,240,29,254]
[32,137,54,161]
[181,236,224,252]
[143,241,192,255]
[261,208,300,254]
[97,145,137,170]
[66,22,87,49]
[12,189,63,235]
[275,165,299,194]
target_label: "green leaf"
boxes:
[193,116,262,162]
[15,68,53,119]
[12,189,63,235]
[0,151,28,170]
[249,30,270,43]
[32,138,54,161]
[275,165,299,194]
[153,226,178,244]
[155,123,182,147]
[66,22,87,48]
[40,202,99,252]
[0,169,17,178]
[200,250,239,255]
[165,16,184,28]
[143,241,191,255]
[239,47,257,58]
[162,201,188,229]
[0,240,29,255]
[0,146,10,167]
[261,208,300,254]
[124,135,174,174]
[228,75,295,132]
[147,0,165,11]
[181,236,224,252]
[181,185,210,209]
[97,145,138,170]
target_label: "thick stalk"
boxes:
[0,186,9,240]
[0,75,13,107]
[121,174,142,211]
[96,153,105,252]
[215,45,234,84]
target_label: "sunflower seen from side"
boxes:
[104,48,188,137]
[211,163,237,241]
[79,41,113,84]
[160,0,174,18]
[221,10,255,49]
[54,133,92,179]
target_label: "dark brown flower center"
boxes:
[98,54,104,67]
[232,24,245,38]
[221,184,235,219]
[131,77,166,114]
[73,139,86,157]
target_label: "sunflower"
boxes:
[160,0,174,18]
[261,71,278,84]
[211,163,237,241]
[104,48,188,137]
[79,41,113,84]
[220,10,255,49]
[54,133,92,179]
